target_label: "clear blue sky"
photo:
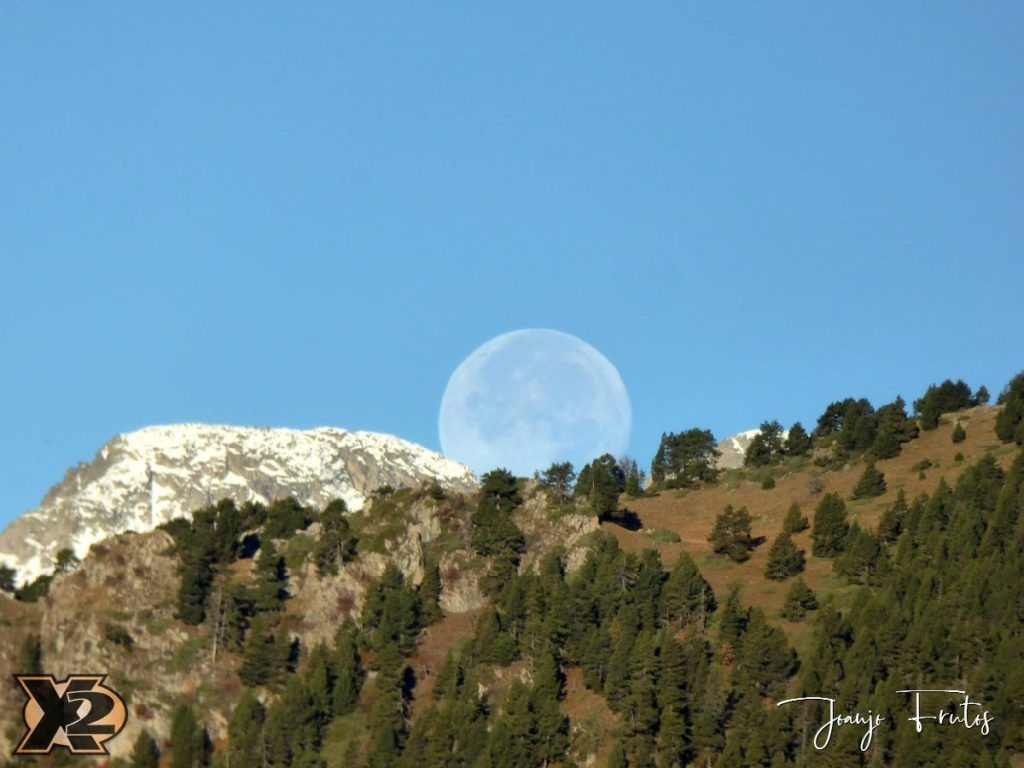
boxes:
[3,3,1022,526]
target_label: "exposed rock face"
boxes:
[715,429,762,470]
[25,530,212,758]
[0,424,476,584]
[515,484,601,574]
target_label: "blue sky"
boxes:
[2,3,1022,526]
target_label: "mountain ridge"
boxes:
[0,423,476,584]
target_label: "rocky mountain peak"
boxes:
[0,423,476,584]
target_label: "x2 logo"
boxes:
[12,674,127,755]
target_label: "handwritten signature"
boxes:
[776,689,994,751]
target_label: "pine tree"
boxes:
[877,490,908,543]
[419,561,443,624]
[650,428,720,487]
[811,492,849,557]
[365,645,409,768]
[169,703,207,768]
[764,532,805,580]
[781,577,817,620]
[211,498,243,563]
[975,384,990,405]
[332,621,365,715]
[952,421,966,443]
[472,606,518,665]
[240,615,289,687]
[852,462,886,499]
[314,499,357,576]
[175,552,214,625]
[531,653,569,765]
[263,496,314,539]
[472,469,526,559]
[718,585,748,646]
[734,609,797,696]
[54,547,80,573]
[617,456,645,498]
[305,642,334,727]
[708,504,754,562]
[129,729,159,768]
[264,676,319,768]
[227,689,265,768]
[784,421,812,457]
[745,420,785,467]
[252,542,287,613]
[782,502,808,533]
[539,461,576,501]
[659,551,715,628]
[577,453,626,518]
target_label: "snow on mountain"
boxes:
[0,424,476,585]
[715,427,790,469]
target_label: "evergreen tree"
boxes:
[174,512,217,625]
[952,421,967,444]
[314,499,357,577]
[576,453,626,518]
[708,504,754,562]
[811,492,849,557]
[852,462,886,499]
[264,676,320,768]
[54,547,80,573]
[539,461,576,501]
[975,384,990,405]
[870,396,919,460]
[914,378,974,430]
[332,621,365,716]
[419,561,443,624]
[764,532,805,580]
[365,645,409,768]
[263,496,314,540]
[782,502,808,534]
[834,524,887,585]
[361,564,423,656]
[210,498,244,563]
[239,615,290,687]
[656,634,690,748]
[472,606,518,665]
[659,551,715,628]
[619,455,646,497]
[472,468,526,559]
[531,652,569,765]
[780,577,817,620]
[783,421,812,457]
[650,428,720,487]
[718,585,748,646]
[169,703,207,768]
[227,689,265,768]
[734,609,797,696]
[129,729,159,768]
[745,420,785,467]
[252,542,287,613]
[877,490,908,543]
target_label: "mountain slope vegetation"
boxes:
[1,374,1023,768]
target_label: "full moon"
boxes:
[438,329,632,478]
